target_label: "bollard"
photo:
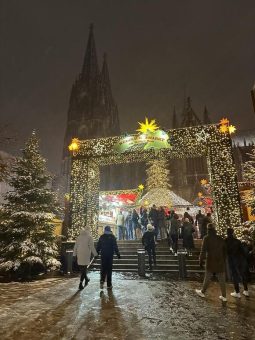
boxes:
[177,249,187,279]
[65,250,73,274]
[137,248,146,277]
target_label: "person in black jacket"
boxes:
[96,225,120,289]
[142,224,156,270]
[149,205,159,240]
[226,228,249,298]
[201,213,212,239]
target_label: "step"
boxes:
[93,264,179,271]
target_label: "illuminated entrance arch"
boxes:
[68,121,241,240]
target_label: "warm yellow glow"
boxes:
[219,124,229,133]
[200,179,208,185]
[137,117,159,133]
[138,184,144,191]
[68,138,80,152]
[220,118,229,125]
[198,192,203,197]
[228,125,237,134]
[198,201,203,206]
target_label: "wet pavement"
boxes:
[0,273,254,340]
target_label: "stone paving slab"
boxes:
[0,273,254,340]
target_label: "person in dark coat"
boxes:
[195,223,227,302]
[96,226,121,289]
[184,209,194,225]
[131,209,140,240]
[200,213,212,239]
[142,224,156,270]
[149,204,159,240]
[125,210,133,240]
[225,228,249,298]
[158,206,166,240]
[182,218,195,256]
[169,214,180,255]
[195,210,205,239]
[141,208,149,234]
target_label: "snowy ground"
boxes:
[0,273,255,340]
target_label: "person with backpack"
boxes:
[142,224,156,270]
[96,226,121,289]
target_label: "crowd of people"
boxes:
[115,206,213,256]
[195,223,253,302]
[73,205,254,301]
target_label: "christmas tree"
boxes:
[243,147,255,214]
[0,132,60,277]
[141,160,172,207]
[146,160,171,190]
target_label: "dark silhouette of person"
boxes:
[96,225,120,289]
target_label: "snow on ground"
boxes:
[0,273,255,340]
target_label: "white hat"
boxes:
[147,224,154,231]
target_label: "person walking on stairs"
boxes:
[73,227,98,290]
[142,224,156,270]
[169,214,180,256]
[116,210,125,240]
[96,226,121,289]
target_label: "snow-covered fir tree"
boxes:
[243,147,255,214]
[0,132,60,277]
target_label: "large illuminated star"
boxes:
[137,117,159,133]
[219,124,229,133]
[220,118,230,125]
[228,125,237,134]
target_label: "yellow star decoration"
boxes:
[137,117,159,133]
[138,184,144,191]
[200,179,208,185]
[68,138,80,152]
[228,125,236,134]
[198,192,203,198]
[219,124,229,133]
[220,118,229,126]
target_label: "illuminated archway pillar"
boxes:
[207,134,242,234]
[69,158,100,240]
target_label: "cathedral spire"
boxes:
[181,96,201,127]
[81,23,99,85]
[100,53,113,106]
[172,106,178,128]
[203,106,211,124]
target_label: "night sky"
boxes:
[1,0,255,173]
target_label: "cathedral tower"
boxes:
[61,24,120,191]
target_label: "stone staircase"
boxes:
[92,239,203,275]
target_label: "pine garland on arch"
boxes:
[0,132,60,277]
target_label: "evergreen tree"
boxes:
[243,147,255,214]
[0,132,60,277]
[142,160,172,207]
[146,160,171,191]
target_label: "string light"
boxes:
[68,120,242,239]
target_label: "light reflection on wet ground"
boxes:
[0,273,254,340]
